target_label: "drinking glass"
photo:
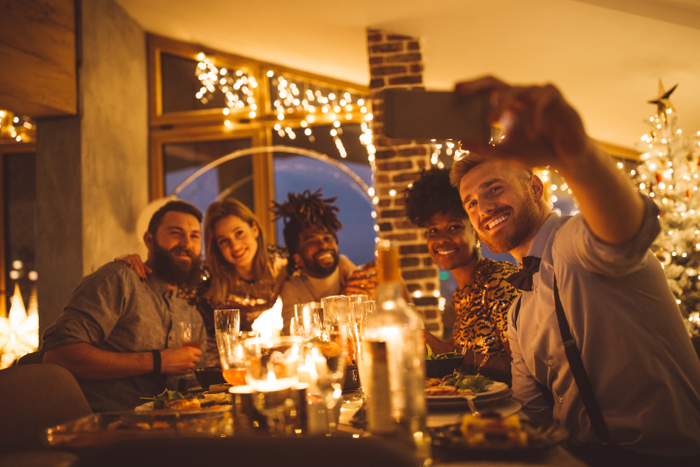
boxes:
[290,302,322,341]
[177,321,203,349]
[214,308,240,358]
[218,332,247,387]
[244,336,302,435]
[312,295,349,432]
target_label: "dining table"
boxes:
[41,385,587,467]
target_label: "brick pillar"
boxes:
[366,29,442,335]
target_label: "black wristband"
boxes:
[151,350,161,375]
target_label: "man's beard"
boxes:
[152,241,202,287]
[302,249,340,277]
[478,200,540,255]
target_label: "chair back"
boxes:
[0,364,92,452]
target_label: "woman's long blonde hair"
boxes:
[204,198,270,304]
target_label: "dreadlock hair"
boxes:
[404,167,467,228]
[272,189,342,274]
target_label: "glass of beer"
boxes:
[218,332,247,386]
[177,321,203,349]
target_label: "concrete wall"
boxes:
[36,0,148,335]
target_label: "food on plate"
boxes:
[460,413,528,447]
[425,385,458,396]
[142,390,230,411]
[425,343,462,360]
[424,370,494,394]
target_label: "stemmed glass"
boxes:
[309,295,348,433]
[243,336,302,436]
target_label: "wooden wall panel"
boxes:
[0,0,77,117]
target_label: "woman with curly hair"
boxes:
[116,198,287,367]
[404,167,520,383]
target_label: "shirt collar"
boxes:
[145,261,177,299]
[526,212,560,260]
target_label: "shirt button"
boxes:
[547,358,554,366]
[559,397,564,403]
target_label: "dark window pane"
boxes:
[3,153,36,311]
[161,53,226,113]
[163,138,254,216]
[271,124,375,266]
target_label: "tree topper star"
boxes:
[648,79,678,115]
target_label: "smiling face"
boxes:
[145,211,202,286]
[425,211,478,272]
[294,227,340,278]
[213,215,260,278]
[458,159,545,259]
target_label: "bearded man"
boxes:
[273,189,376,333]
[450,76,700,465]
[42,201,206,412]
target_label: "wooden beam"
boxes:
[0,0,77,117]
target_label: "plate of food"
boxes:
[425,371,510,400]
[135,390,231,414]
[430,413,568,459]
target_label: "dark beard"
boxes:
[303,250,340,277]
[478,202,540,255]
[151,241,203,287]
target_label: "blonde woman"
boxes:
[117,198,287,366]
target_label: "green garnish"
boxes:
[439,370,494,393]
[425,343,462,360]
[141,389,204,409]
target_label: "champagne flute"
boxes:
[244,336,302,436]
[313,295,349,433]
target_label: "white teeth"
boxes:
[435,249,455,256]
[487,214,510,230]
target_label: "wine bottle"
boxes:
[360,240,431,465]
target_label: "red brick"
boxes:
[392,172,422,183]
[380,209,407,219]
[376,160,413,171]
[400,244,429,255]
[375,174,390,184]
[406,283,422,293]
[378,199,392,207]
[385,232,418,242]
[367,32,383,42]
[398,146,428,157]
[422,308,438,320]
[389,75,423,85]
[403,269,438,280]
[371,65,407,76]
[423,257,435,267]
[425,322,440,332]
[369,78,385,89]
[369,56,384,65]
[410,64,424,73]
[375,149,396,160]
[386,53,422,63]
[394,219,416,230]
[378,222,393,232]
[370,43,404,54]
[414,297,439,307]
[387,34,414,41]
[408,41,420,50]
[400,257,421,268]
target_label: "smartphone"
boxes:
[383,89,491,143]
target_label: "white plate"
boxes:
[427,398,522,426]
[135,393,230,413]
[425,381,510,401]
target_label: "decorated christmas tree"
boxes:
[631,81,700,336]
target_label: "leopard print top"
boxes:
[451,258,520,357]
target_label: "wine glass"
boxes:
[312,295,349,432]
[290,302,322,342]
[243,336,302,436]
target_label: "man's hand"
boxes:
[160,346,201,375]
[455,76,594,174]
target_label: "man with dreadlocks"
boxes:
[273,189,376,332]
